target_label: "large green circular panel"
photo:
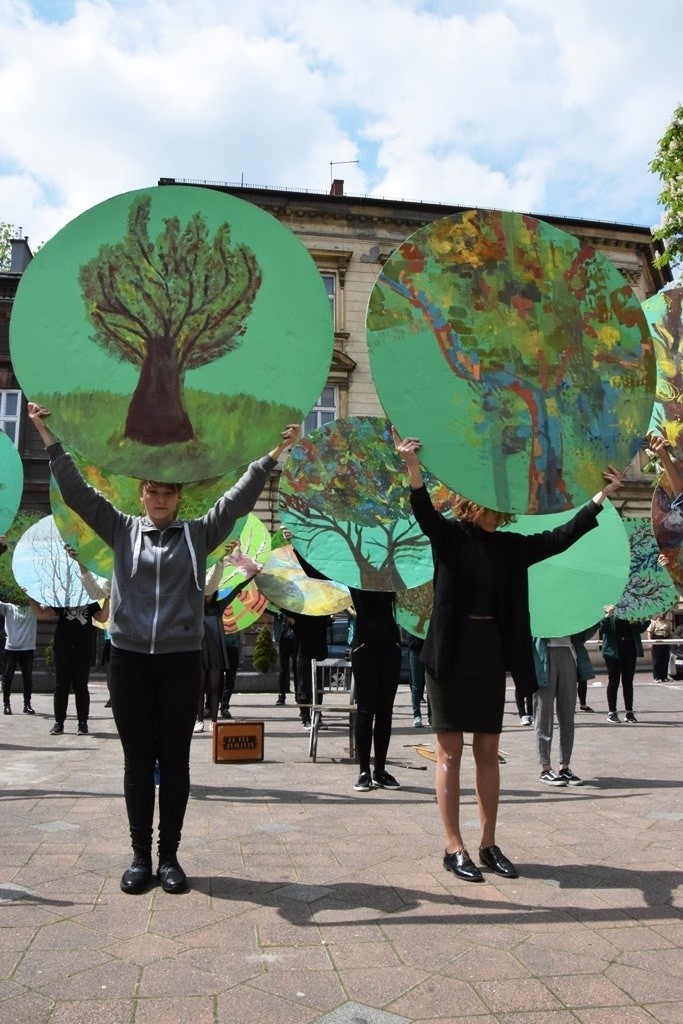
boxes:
[503,499,630,636]
[10,185,333,481]
[367,209,654,514]
[0,430,23,534]
[643,287,683,457]
[278,417,436,591]
[614,516,679,620]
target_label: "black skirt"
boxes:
[426,618,506,734]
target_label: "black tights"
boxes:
[109,648,201,857]
[352,641,402,773]
[2,650,34,705]
[53,642,91,725]
[198,669,222,723]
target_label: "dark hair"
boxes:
[452,496,516,527]
[138,480,183,496]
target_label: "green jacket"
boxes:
[599,615,649,660]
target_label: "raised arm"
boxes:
[647,432,683,498]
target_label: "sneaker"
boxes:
[606,711,621,724]
[220,706,232,719]
[539,768,567,786]
[579,704,594,712]
[372,769,400,789]
[519,714,532,726]
[49,723,64,735]
[557,767,583,786]
[77,721,88,735]
[23,704,35,715]
[625,711,638,723]
[3,704,11,715]
[275,697,286,706]
[301,720,311,729]
[104,700,112,708]
[413,715,423,727]
[354,771,373,791]
[193,720,204,733]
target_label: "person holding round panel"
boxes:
[394,428,624,883]
[29,402,299,896]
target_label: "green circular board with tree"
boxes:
[11,185,333,481]
[367,209,654,515]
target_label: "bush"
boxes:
[252,626,277,673]
[43,641,54,672]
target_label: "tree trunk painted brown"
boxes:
[124,338,194,445]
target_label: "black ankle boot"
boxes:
[157,851,188,894]
[120,850,153,894]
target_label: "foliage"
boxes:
[252,626,277,672]
[78,195,262,443]
[43,641,54,672]
[0,223,14,268]
[650,105,683,271]
[0,510,43,604]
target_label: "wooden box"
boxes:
[212,720,264,764]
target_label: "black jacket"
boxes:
[410,486,603,697]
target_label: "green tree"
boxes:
[650,104,683,272]
[0,223,15,268]
[79,195,262,446]
[252,626,277,672]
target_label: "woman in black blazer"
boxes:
[395,430,624,882]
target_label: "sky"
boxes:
[1,0,681,249]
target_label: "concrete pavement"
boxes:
[1,671,681,1024]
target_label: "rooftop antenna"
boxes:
[330,160,359,183]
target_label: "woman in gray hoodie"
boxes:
[29,402,298,896]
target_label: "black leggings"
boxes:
[2,650,34,705]
[109,648,201,856]
[605,642,637,713]
[352,640,402,773]
[53,642,91,725]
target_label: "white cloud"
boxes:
[0,0,681,244]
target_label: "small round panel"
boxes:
[13,516,93,607]
[0,429,23,535]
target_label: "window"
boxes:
[0,390,21,445]
[303,386,339,435]
[320,272,336,326]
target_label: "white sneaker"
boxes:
[519,715,533,726]
[193,720,204,733]
[413,715,423,727]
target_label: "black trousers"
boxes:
[651,644,669,681]
[278,634,298,698]
[605,639,637,713]
[220,644,240,709]
[53,642,91,725]
[351,640,402,773]
[2,650,34,705]
[109,647,201,856]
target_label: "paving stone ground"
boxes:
[1,671,681,1024]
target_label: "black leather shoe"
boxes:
[158,854,188,894]
[120,852,153,894]
[479,844,519,878]
[443,848,484,882]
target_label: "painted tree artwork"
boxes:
[0,428,23,535]
[255,544,351,615]
[12,516,92,607]
[396,581,433,639]
[367,209,654,515]
[50,453,247,579]
[10,185,333,481]
[216,513,271,599]
[221,580,268,635]
[0,510,42,604]
[651,477,683,588]
[278,417,440,591]
[614,517,679,620]
[504,499,630,636]
[643,287,683,458]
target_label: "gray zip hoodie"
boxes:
[48,443,276,655]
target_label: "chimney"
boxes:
[10,235,33,273]
[330,179,344,197]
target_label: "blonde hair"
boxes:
[452,496,516,527]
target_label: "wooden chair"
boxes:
[307,658,356,762]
